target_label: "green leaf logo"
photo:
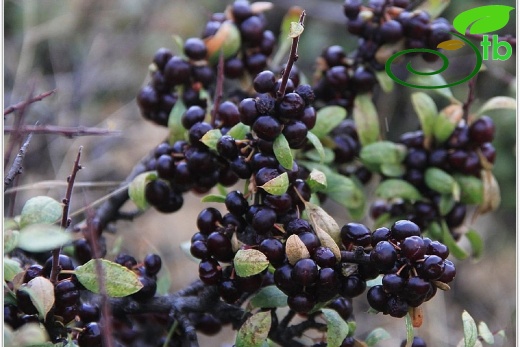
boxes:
[453,5,514,35]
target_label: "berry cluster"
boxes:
[203,0,276,78]
[367,220,455,317]
[370,116,496,234]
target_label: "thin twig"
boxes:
[3,88,56,116]
[276,11,306,101]
[210,50,225,128]
[462,75,478,122]
[4,124,121,137]
[50,147,83,284]
[4,133,33,191]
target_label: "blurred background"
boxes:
[4,0,516,346]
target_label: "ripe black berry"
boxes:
[144,254,162,276]
[391,220,421,240]
[291,258,319,286]
[78,322,102,347]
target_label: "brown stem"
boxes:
[276,11,306,101]
[3,88,56,116]
[462,75,478,122]
[211,51,225,128]
[4,133,33,191]
[50,147,83,284]
[4,125,121,137]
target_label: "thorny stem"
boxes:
[50,147,83,284]
[462,75,478,122]
[211,50,225,128]
[4,124,120,137]
[4,133,33,191]
[3,88,56,116]
[276,11,306,101]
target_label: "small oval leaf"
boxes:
[22,277,55,320]
[478,321,494,344]
[20,196,62,229]
[311,106,347,139]
[18,224,71,253]
[200,129,222,150]
[360,141,407,166]
[75,259,144,297]
[424,167,460,200]
[4,258,23,282]
[306,132,326,163]
[322,308,350,347]
[289,22,304,38]
[250,285,288,309]
[453,5,514,35]
[314,226,341,261]
[477,96,516,115]
[465,229,484,260]
[353,94,380,146]
[205,21,242,64]
[365,327,391,347]
[273,134,294,170]
[306,202,341,246]
[462,310,478,347]
[168,98,187,143]
[453,174,483,204]
[306,168,327,193]
[437,39,465,50]
[411,92,438,139]
[286,234,311,265]
[441,221,468,260]
[258,172,289,195]
[375,179,422,202]
[227,122,250,140]
[236,311,271,347]
[201,194,227,203]
[128,171,158,210]
[4,229,20,253]
[234,249,269,277]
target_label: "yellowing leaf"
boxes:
[22,277,55,320]
[437,39,465,50]
[236,311,271,347]
[128,171,158,210]
[19,196,62,229]
[75,259,144,297]
[233,249,269,277]
[18,224,71,253]
[258,172,289,195]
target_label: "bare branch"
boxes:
[4,133,33,191]
[4,89,56,116]
[4,124,121,137]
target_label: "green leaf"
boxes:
[273,6,304,67]
[4,229,20,253]
[411,92,437,138]
[365,328,391,347]
[415,0,450,19]
[8,323,50,347]
[380,163,405,177]
[453,5,514,35]
[433,113,457,143]
[465,229,484,260]
[273,134,294,170]
[408,72,454,100]
[128,171,158,210]
[427,221,443,240]
[311,106,347,139]
[258,172,289,195]
[4,258,23,282]
[304,147,335,164]
[19,196,62,229]
[306,131,326,163]
[462,310,478,347]
[250,285,288,308]
[18,224,71,253]
[236,311,271,347]
[424,168,460,200]
[478,321,494,344]
[453,174,483,205]
[360,141,407,166]
[201,194,226,203]
[21,277,55,320]
[322,308,349,347]
[234,249,269,277]
[405,313,414,347]
[227,122,250,140]
[375,70,394,93]
[437,194,455,216]
[75,259,144,297]
[168,97,187,143]
[306,169,327,193]
[200,129,222,150]
[375,179,422,202]
[477,96,516,115]
[441,221,468,260]
[206,21,242,64]
[156,270,172,296]
[353,94,380,146]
